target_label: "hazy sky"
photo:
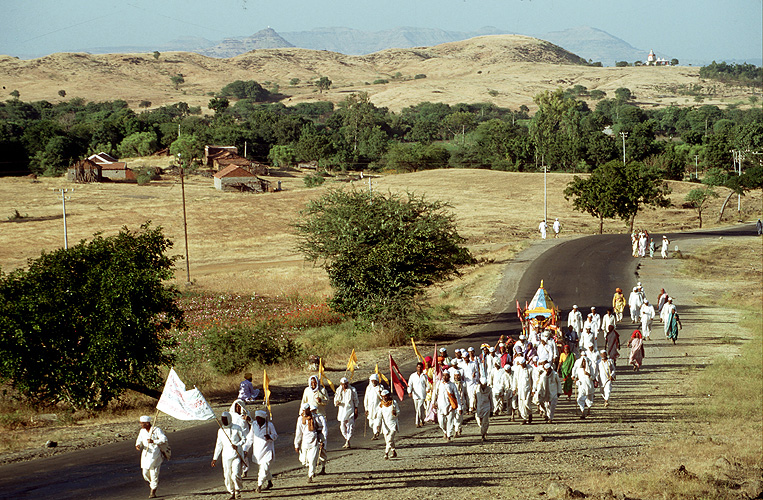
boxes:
[2,0,761,61]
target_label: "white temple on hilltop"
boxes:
[645,49,670,66]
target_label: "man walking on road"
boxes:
[334,377,359,449]
[434,371,461,441]
[245,410,277,493]
[211,411,245,500]
[364,374,383,439]
[539,220,548,239]
[407,362,429,428]
[379,389,400,459]
[135,415,167,499]
[553,218,561,238]
[294,404,323,484]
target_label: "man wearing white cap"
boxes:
[535,363,562,423]
[661,235,670,259]
[596,351,616,407]
[483,345,498,382]
[438,347,451,367]
[474,381,493,442]
[640,299,655,340]
[573,357,595,418]
[628,287,643,324]
[451,370,468,437]
[513,335,526,357]
[567,305,583,338]
[491,363,512,415]
[334,377,359,448]
[301,375,328,473]
[464,347,480,412]
[212,411,245,500]
[539,219,548,239]
[580,326,597,353]
[245,410,277,493]
[553,218,561,238]
[433,371,461,441]
[379,389,400,459]
[513,357,533,424]
[294,404,323,483]
[364,374,383,439]
[589,307,602,337]
[407,362,430,428]
[135,415,168,499]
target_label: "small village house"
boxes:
[213,164,270,193]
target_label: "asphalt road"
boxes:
[0,225,754,500]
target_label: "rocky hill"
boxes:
[198,28,294,58]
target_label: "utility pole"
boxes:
[694,155,699,179]
[543,154,548,223]
[178,154,191,284]
[55,188,72,249]
[620,132,628,164]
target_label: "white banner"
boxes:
[156,368,216,421]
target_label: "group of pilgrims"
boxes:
[134,282,682,500]
[631,229,671,259]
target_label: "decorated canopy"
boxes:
[525,280,556,319]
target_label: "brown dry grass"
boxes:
[0,35,755,113]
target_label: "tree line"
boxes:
[1,79,761,180]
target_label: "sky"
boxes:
[2,0,761,62]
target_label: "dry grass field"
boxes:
[0,35,757,113]
[1,168,760,302]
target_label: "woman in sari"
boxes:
[628,330,645,371]
[557,344,576,400]
[612,288,626,322]
[665,308,682,344]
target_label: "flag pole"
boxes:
[214,417,246,463]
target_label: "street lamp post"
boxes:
[56,188,72,249]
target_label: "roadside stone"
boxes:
[45,440,57,448]
[546,481,572,499]
[534,435,545,442]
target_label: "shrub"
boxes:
[414,74,427,79]
[204,323,302,374]
[373,79,389,85]
[136,167,160,185]
[303,172,325,187]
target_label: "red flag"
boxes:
[389,354,408,401]
[516,299,522,320]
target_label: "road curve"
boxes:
[0,225,753,499]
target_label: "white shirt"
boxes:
[245,420,277,464]
[136,426,167,470]
[434,380,461,414]
[553,220,561,233]
[334,385,359,422]
[379,400,400,433]
[213,424,245,461]
[407,372,430,400]
[640,303,655,321]
[628,291,643,309]
[301,385,328,417]
[364,382,382,418]
[474,385,493,417]
[294,416,322,451]
[567,309,583,333]
[597,358,616,385]
[513,365,532,395]
[602,313,616,333]
[464,359,480,386]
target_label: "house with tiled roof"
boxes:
[213,164,270,193]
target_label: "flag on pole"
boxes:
[432,343,442,380]
[156,368,215,421]
[346,349,359,380]
[263,369,272,419]
[318,358,335,392]
[411,338,424,365]
[389,354,408,401]
[374,363,389,385]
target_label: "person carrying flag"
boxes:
[245,410,277,493]
[433,371,461,441]
[211,411,245,500]
[135,415,168,499]
[294,404,324,483]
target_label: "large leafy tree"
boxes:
[564,161,624,233]
[294,189,473,318]
[529,89,584,170]
[0,224,184,409]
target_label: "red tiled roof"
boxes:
[214,164,256,178]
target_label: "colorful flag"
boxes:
[389,354,408,401]
[156,368,215,421]
[411,338,424,365]
[375,363,390,385]
[318,358,335,392]
[346,349,359,380]
[432,343,442,380]
[263,369,272,419]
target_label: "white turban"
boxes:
[139,415,151,423]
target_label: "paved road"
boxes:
[0,225,754,499]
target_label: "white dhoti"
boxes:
[543,396,559,420]
[454,410,464,434]
[221,456,242,495]
[600,380,612,402]
[412,398,426,426]
[576,386,594,413]
[383,429,397,454]
[257,459,273,487]
[141,467,160,490]
[491,390,503,414]
[300,446,320,477]
[475,413,490,437]
[438,411,455,438]
[339,417,354,442]
[630,306,639,323]
[517,390,531,420]
[641,317,652,338]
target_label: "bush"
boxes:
[303,172,325,187]
[414,74,427,79]
[136,167,160,185]
[219,80,270,101]
[373,79,389,85]
[204,323,302,374]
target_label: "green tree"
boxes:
[614,87,632,101]
[442,111,477,143]
[685,184,718,228]
[153,51,160,60]
[219,80,270,101]
[290,78,300,86]
[118,131,158,157]
[208,96,229,114]
[170,74,185,90]
[268,144,296,168]
[139,100,152,108]
[564,161,625,233]
[294,189,473,319]
[9,89,20,99]
[615,61,629,67]
[383,142,449,172]
[619,162,672,231]
[317,76,332,93]
[529,88,584,170]
[670,58,679,66]
[169,134,203,165]
[0,224,183,409]
[58,90,66,98]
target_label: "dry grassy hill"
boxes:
[0,35,754,112]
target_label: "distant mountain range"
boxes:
[80,26,759,67]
